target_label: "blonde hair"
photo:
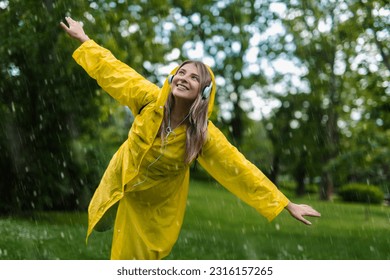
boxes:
[161,60,212,164]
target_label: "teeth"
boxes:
[177,84,188,90]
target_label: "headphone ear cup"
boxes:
[168,75,174,84]
[202,84,212,99]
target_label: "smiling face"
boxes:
[171,63,201,103]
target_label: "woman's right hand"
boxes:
[285,202,321,225]
[60,16,90,43]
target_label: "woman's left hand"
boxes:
[285,202,321,225]
[60,16,90,43]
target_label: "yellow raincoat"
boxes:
[73,40,290,260]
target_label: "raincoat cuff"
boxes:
[267,196,290,222]
[72,39,94,55]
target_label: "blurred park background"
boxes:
[0,0,389,259]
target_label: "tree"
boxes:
[266,0,389,198]
[0,0,103,212]
[265,93,325,195]
[165,1,279,147]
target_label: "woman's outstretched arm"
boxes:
[59,16,159,114]
[198,121,321,226]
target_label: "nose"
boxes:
[177,75,189,84]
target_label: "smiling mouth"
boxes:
[177,84,189,90]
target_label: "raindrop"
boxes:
[0,249,8,257]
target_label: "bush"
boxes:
[338,183,384,204]
[279,180,296,191]
[306,183,319,194]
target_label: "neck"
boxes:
[167,99,192,130]
[172,97,192,118]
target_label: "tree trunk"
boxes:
[229,85,244,148]
[320,171,334,200]
[294,150,307,196]
[269,153,280,184]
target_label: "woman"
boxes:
[60,17,320,260]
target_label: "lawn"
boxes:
[0,179,389,260]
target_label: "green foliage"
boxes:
[306,183,319,194]
[240,119,274,174]
[266,0,389,199]
[338,183,384,204]
[278,180,297,192]
[0,0,96,212]
[278,180,318,195]
[328,125,390,193]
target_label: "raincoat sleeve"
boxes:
[72,40,159,116]
[197,122,290,222]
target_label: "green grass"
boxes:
[0,212,111,259]
[169,181,390,260]
[0,180,389,260]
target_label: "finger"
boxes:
[59,21,69,31]
[308,209,321,217]
[302,205,321,217]
[310,211,321,217]
[65,17,78,27]
[299,216,312,225]
[304,209,321,217]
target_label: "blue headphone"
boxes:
[168,74,212,100]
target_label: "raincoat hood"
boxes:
[157,64,216,118]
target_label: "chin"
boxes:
[172,90,197,102]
